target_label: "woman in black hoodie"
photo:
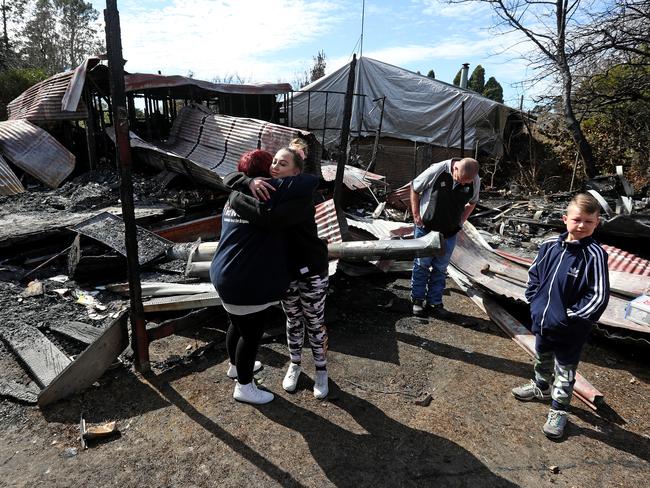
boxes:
[232,145,330,400]
[210,149,318,405]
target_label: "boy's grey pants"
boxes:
[534,334,584,409]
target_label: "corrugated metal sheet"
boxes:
[346,217,412,240]
[0,120,75,188]
[6,59,99,121]
[386,183,410,210]
[320,163,385,190]
[455,221,649,334]
[122,104,321,189]
[125,73,292,95]
[315,199,342,245]
[602,245,650,276]
[0,153,25,195]
[315,199,341,277]
[497,245,650,277]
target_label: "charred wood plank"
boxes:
[38,311,129,407]
[0,379,39,404]
[146,307,217,341]
[0,326,72,388]
[49,321,104,345]
[143,292,221,313]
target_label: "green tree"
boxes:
[0,0,28,69]
[483,76,503,103]
[309,50,326,83]
[427,69,435,79]
[452,68,461,86]
[20,0,60,74]
[0,67,47,119]
[468,64,485,93]
[54,0,103,69]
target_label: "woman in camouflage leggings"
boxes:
[248,143,330,399]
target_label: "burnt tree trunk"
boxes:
[560,69,597,178]
[555,0,597,179]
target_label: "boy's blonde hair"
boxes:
[567,193,600,215]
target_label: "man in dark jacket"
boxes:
[410,157,480,318]
[512,193,610,439]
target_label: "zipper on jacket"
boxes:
[539,247,567,335]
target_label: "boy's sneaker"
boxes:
[543,409,568,439]
[511,380,552,401]
[233,381,274,405]
[282,363,302,392]
[313,370,329,399]
[428,303,452,320]
[227,360,263,379]
[412,299,425,317]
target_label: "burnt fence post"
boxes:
[104,0,149,372]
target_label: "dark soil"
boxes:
[1,273,648,487]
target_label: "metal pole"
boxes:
[366,96,385,173]
[104,0,149,372]
[83,87,98,170]
[333,54,357,238]
[460,99,465,157]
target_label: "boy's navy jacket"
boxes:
[210,173,318,306]
[526,232,610,342]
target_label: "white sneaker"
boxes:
[282,363,302,392]
[313,370,329,399]
[227,360,263,379]
[233,381,274,405]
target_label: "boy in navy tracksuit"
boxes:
[512,193,609,439]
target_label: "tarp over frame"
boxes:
[290,57,514,156]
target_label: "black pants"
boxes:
[226,308,271,384]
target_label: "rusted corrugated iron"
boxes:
[125,73,292,95]
[315,199,342,245]
[454,221,649,335]
[117,104,321,189]
[602,244,650,276]
[0,120,75,188]
[7,58,102,122]
[0,154,25,195]
[386,183,410,210]
[320,163,385,191]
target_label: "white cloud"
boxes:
[412,0,491,18]
[108,0,344,82]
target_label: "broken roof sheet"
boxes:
[71,212,173,265]
[125,73,292,97]
[7,58,103,122]
[0,119,75,188]
[346,216,412,240]
[0,154,25,196]
[320,163,385,190]
[453,221,649,334]
[119,104,320,189]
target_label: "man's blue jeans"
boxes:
[411,226,457,305]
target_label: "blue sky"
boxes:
[90,0,538,108]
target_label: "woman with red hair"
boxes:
[211,149,318,404]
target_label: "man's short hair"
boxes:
[457,158,479,178]
[567,193,601,215]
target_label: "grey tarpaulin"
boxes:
[290,57,513,156]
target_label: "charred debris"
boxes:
[0,57,648,410]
